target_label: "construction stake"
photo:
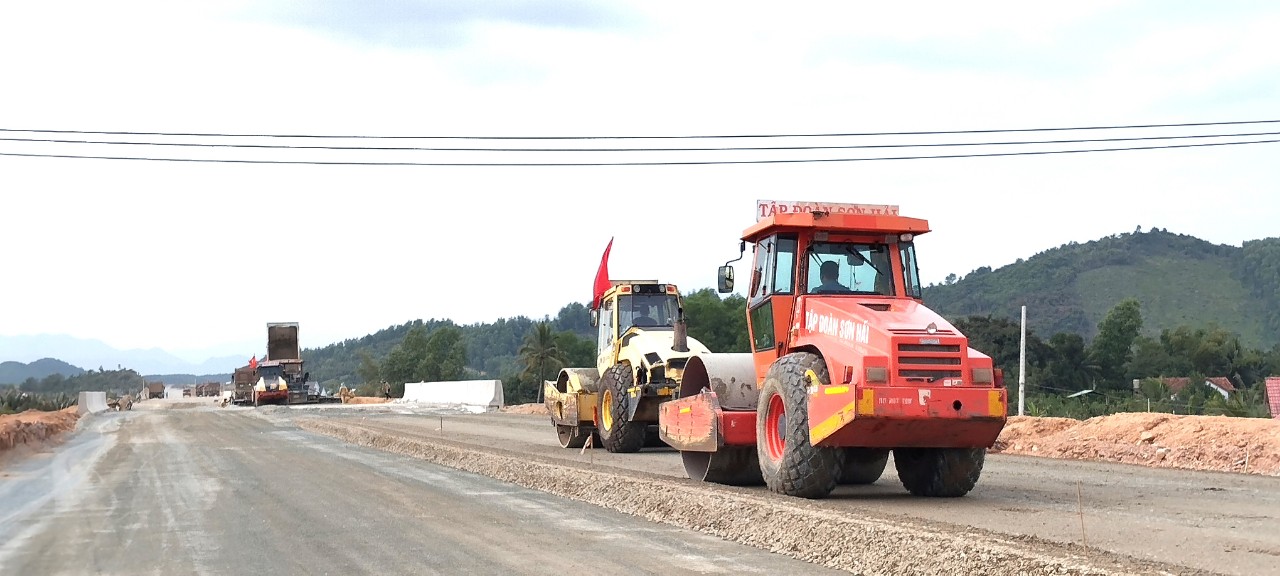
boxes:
[1077,481,1088,551]
[582,434,595,464]
[1244,447,1250,474]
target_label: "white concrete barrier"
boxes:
[77,391,109,415]
[398,380,504,412]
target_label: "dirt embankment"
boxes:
[500,403,547,415]
[992,413,1280,476]
[0,407,81,460]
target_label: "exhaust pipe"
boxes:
[672,307,689,352]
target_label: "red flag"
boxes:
[591,238,613,309]
[249,355,258,370]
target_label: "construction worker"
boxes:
[813,260,850,293]
[631,302,657,327]
[382,382,392,400]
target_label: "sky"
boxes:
[1,1,1278,361]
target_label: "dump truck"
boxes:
[544,280,713,452]
[659,200,1007,499]
[231,365,258,405]
[141,382,166,400]
[266,322,310,405]
[234,322,310,407]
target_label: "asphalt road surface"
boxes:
[321,408,1280,576]
[0,408,842,576]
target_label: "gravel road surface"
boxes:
[299,406,1280,576]
[0,408,843,575]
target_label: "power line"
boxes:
[2,130,1278,153]
[1,137,1276,166]
[1,118,1278,140]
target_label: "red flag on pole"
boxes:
[591,238,614,309]
[249,355,258,370]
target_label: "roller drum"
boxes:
[679,353,758,410]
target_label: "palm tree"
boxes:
[519,322,567,403]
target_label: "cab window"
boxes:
[618,294,680,330]
[598,299,614,350]
[749,238,773,305]
[900,241,922,299]
[749,234,798,305]
[771,235,797,294]
[806,242,895,295]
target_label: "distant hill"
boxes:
[0,334,250,375]
[922,229,1280,348]
[0,358,86,385]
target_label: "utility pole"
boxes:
[1019,305,1027,417]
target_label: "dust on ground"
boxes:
[0,407,81,467]
[992,413,1280,475]
[500,403,547,415]
[345,396,391,405]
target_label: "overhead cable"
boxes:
[2,137,1276,166]
[1,130,1277,153]
[1,118,1279,141]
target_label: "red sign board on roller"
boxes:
[756,199,901,221]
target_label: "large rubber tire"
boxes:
[756,352,843,499]
[894,447,986,497]
[839,448,890,485]
[598,364,645,453]
[556,424,588,449]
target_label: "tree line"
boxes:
[1,388,77,415]
[1,367,146,413]
[957,298,1277,418]
[336,289,747,402]
[338,291,1272,419]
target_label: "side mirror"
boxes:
[589,309,598,327]
[717,265,735,293]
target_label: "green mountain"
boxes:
[922,229,1280,348]
[0,358,86,385]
